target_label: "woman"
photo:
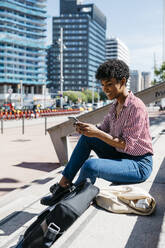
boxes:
[41,59,153,206]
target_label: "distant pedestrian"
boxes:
[32,105,37,118]
[41,59,153,206]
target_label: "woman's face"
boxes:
[101,78,125,100]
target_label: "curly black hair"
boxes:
[95,59,129,83]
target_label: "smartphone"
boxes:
[68,116,79,124]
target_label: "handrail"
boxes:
[48,81,165,165]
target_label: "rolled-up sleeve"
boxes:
[122,106,146,153]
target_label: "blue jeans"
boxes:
[62,135,153,185]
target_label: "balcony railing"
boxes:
[0,78,46,84]
[0,11,47,26]
[7,0,47,13]
[0,24,46,37]
[0,52,46,62]
[0,2,47,18]
[0,36,46,49]
[0,45,46,55]
[0,59,47,68]
[0,16,46,31]
[0,72,46,79]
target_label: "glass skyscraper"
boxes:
[47,0,106,92]
[0,0,47,105]
[106,38,130,66]
[106,37,130,90]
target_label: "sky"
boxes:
[47,0,163,77]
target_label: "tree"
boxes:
[63,91,78,103]
[99,91,107,101]
[153,62,165,85]
[83,89,98,102]
[63,90,101,104]
[63,91,87,104]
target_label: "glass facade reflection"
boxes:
[0,0,47,102]
[47,0,106,92]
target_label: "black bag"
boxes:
[15,179,99,248]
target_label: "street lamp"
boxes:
[42,79,46,108]
[92,75,95,105]
[8,87,13,106]
[163,0,165,62]
[60,27,64,109]
[44,81,46,108]
[97,86,100,103]
[55,27,66,109]
[20,80,23,109]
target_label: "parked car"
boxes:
[0,103,13,111]
[158,98,165,110]
[63,104,72,110]
[0,105,10,111]
[86,103,93,111]
[92,102,103,110]
[22,105,34,111]
[71,104,85,111]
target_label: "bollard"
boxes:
[45,116,47,135]
[22,116,24,135]
[1,118,3,134]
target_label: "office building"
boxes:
[129,70,142,93]
[0,0,47,105]
[141,72,151,90]
[106,38,130,66]
[47,0,106,92]
[129,70,152,93]
[106,37,130,90]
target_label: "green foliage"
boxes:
[151,79,157,86]
[63,91,77,103]
[63,90,100,103]
[83,89,98,103]
[63,91,87,103]
[83,89,92,102]
[153,62,165,84]
[99,91,107,101]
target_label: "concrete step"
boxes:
[0,167,64,223]
[0,167,64,248]
[0,127,165,248]
[52,133,165,248]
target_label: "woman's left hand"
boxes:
[76,122,100,137]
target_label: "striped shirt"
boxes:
[99,91,153,156]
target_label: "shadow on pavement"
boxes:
[0,178,19,183]
[0,211,36,237]
[125,157,165,248]
[13,162,60,172]
[0,178,20,194]
[31,177,54,184]
[0,187,17,192]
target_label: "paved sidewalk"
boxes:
[0,124,59,196]
[0,115,76,196]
